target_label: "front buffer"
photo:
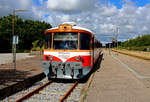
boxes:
[41,61,91,79]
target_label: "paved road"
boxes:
[84,50,150,102]
[0,53,32,65]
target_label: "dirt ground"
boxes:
[0,56,43,89]
[0,53,31,65]
[84,49,150,102]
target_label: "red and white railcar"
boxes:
[41,22,102,79]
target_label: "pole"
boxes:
[109,43,111,55]
[14,44,16,72]
[12,9,28,72]
[116,27,119,55]
[12,9,16,72]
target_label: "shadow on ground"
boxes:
[0,69,32,85]
[0,56,42,86]
[0,56,45,100]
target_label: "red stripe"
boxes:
[44,55,62,61]
[66,56,91,67]
[43,55,91,67]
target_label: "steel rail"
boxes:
[15,80,53,102]
[59,81,78,102]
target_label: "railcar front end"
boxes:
[41,22,101,79]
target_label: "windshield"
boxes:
[53,32,78,50]
[80,33,91,50]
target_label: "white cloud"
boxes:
[46,0,97,12]
[45,0,150,42]
[47,0,78,11]
[101,6,118,17]
[61,15,70,22]
[142,26,148,31]
[19,0,33,9]
[0,0,33,17]
[1,0,150,43]
[125,25,134,30]
[32,6,47,19]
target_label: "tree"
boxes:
[0,15,52,52]
[119,34,150,51]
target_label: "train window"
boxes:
[80,33,91,50]
[46,33,52,49]
[53,32,78,50]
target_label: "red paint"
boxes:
[66,56,91,67]
[44,55,62,61]
[43,55,91,67]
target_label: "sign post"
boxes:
[11,9,28,73]
[13,35,19,72]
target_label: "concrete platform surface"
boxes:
[84,50,150,102]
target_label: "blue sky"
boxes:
[33,0,150,9]
[110,0,150,8]
[132,0,150,6]
[33,0,42,6]
[0,0,150,43]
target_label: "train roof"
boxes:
[45,22,95,34]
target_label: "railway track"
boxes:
[14,80,79,102]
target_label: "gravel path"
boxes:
[1,78,85,102]
[67,83,85,102]
[25,81,85,102]
[2,78,47,102]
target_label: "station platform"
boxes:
[84,50,150,102]
[0,55,44,100]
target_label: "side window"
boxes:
[80,33,91,50]
[46,33,52,49]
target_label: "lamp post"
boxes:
[116,26,119,49]
[12,9,28,72]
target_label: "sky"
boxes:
[0,0,150,44]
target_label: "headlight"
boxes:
[75,56,80,61]
[49,56,53,60]
[46,56,49,61]
[46,56,53,61]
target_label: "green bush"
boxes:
[118,46,150,52]
[119,34,150,52]
[31,40,42,51]
[31,47,41,51]
[24,50,30,53]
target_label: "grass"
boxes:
[118,46,150,52]
[112,49,150,60]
